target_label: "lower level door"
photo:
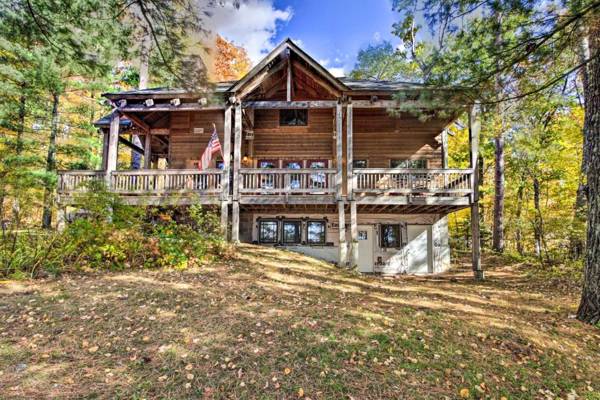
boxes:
[357,225,374,272]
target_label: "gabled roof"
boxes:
[101,39,466,101]
[229,38,348,95]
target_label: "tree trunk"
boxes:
[577,12,600,325]
[493,134,505,252]
[42,92,59,229]
[492,9,505,253]
[12,92,27,225]
[139,25,151,90]
[132,26,151,169]
[515,182,525,256]
[572,28,591,260]
[532,177,545,261]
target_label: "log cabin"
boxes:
[57,39,483,278]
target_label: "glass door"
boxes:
[307,160,327,190]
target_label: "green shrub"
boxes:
[0,181,227,278]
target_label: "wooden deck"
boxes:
[57,168,473,209]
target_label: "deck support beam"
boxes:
[57,205,66,232]
[338,200,348,267]
[335,102,343,200]
[232,103,242,243]
[105,112,120,186]
[232,201,240,243]
[469,102,483,280]
[221,105,232,239]
[346,101,353,199]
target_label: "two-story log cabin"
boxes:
[57,39,483,277]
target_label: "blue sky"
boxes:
[210,0,400,77]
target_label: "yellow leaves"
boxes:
[185,363,193,371]
[284,367,292,375]
[459,387,470,398]
[297,387,304,397]
[88,345,99,353]
[186,373,194,380]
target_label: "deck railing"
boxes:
[58,169,222,195]
[111,169,222,195]
[58,170,105,193]
[239,168,337,195]
[354,168,472,196]
[58,168,473,199]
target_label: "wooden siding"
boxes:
[166,108,446,170]
[252,109,333,160]
[352,109,444,168]
[169,111,226,169]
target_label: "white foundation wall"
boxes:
[242,212,451,275]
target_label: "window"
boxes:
[282,221,302,244]
[307,160,327,189]
[258,160,278,189]
[353,160,368,168]
[307,221,326,245]
[259,220,278,243]
[284,161,303,189]
[390,159,427,169]
[380,224,401,248]
[216,160,224,170]
[280,109,308,126]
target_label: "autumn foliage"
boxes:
[213,35,251,82]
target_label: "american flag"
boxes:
[198,123,222,170]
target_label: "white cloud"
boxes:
[206,0,292,64]
[327,67,345,78]
[317,58,345,77]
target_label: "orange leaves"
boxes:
[213,35,251,82]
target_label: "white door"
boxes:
[407,225,433,274]
[357,225,374,272]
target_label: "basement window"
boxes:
[280,109,308,126]
[259,220,279,244]
[380,224,401,248]
[282,220,302,244]
[307,221,326,245]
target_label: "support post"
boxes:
[232,103,242,243]
[338,201,348,267]
[232,201,240,243]
[441,129,448,169]
[335,102,343,200]
[105,111,119,187]
[57,205,66,232]
[346,101,353,199]
[144,133,151,169]
[233,103,242,200]
[221,105,232,239]
[101,131,109,170]
[469,102,483,280]
[349,200,358,268]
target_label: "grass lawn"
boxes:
[1,244,599,399]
